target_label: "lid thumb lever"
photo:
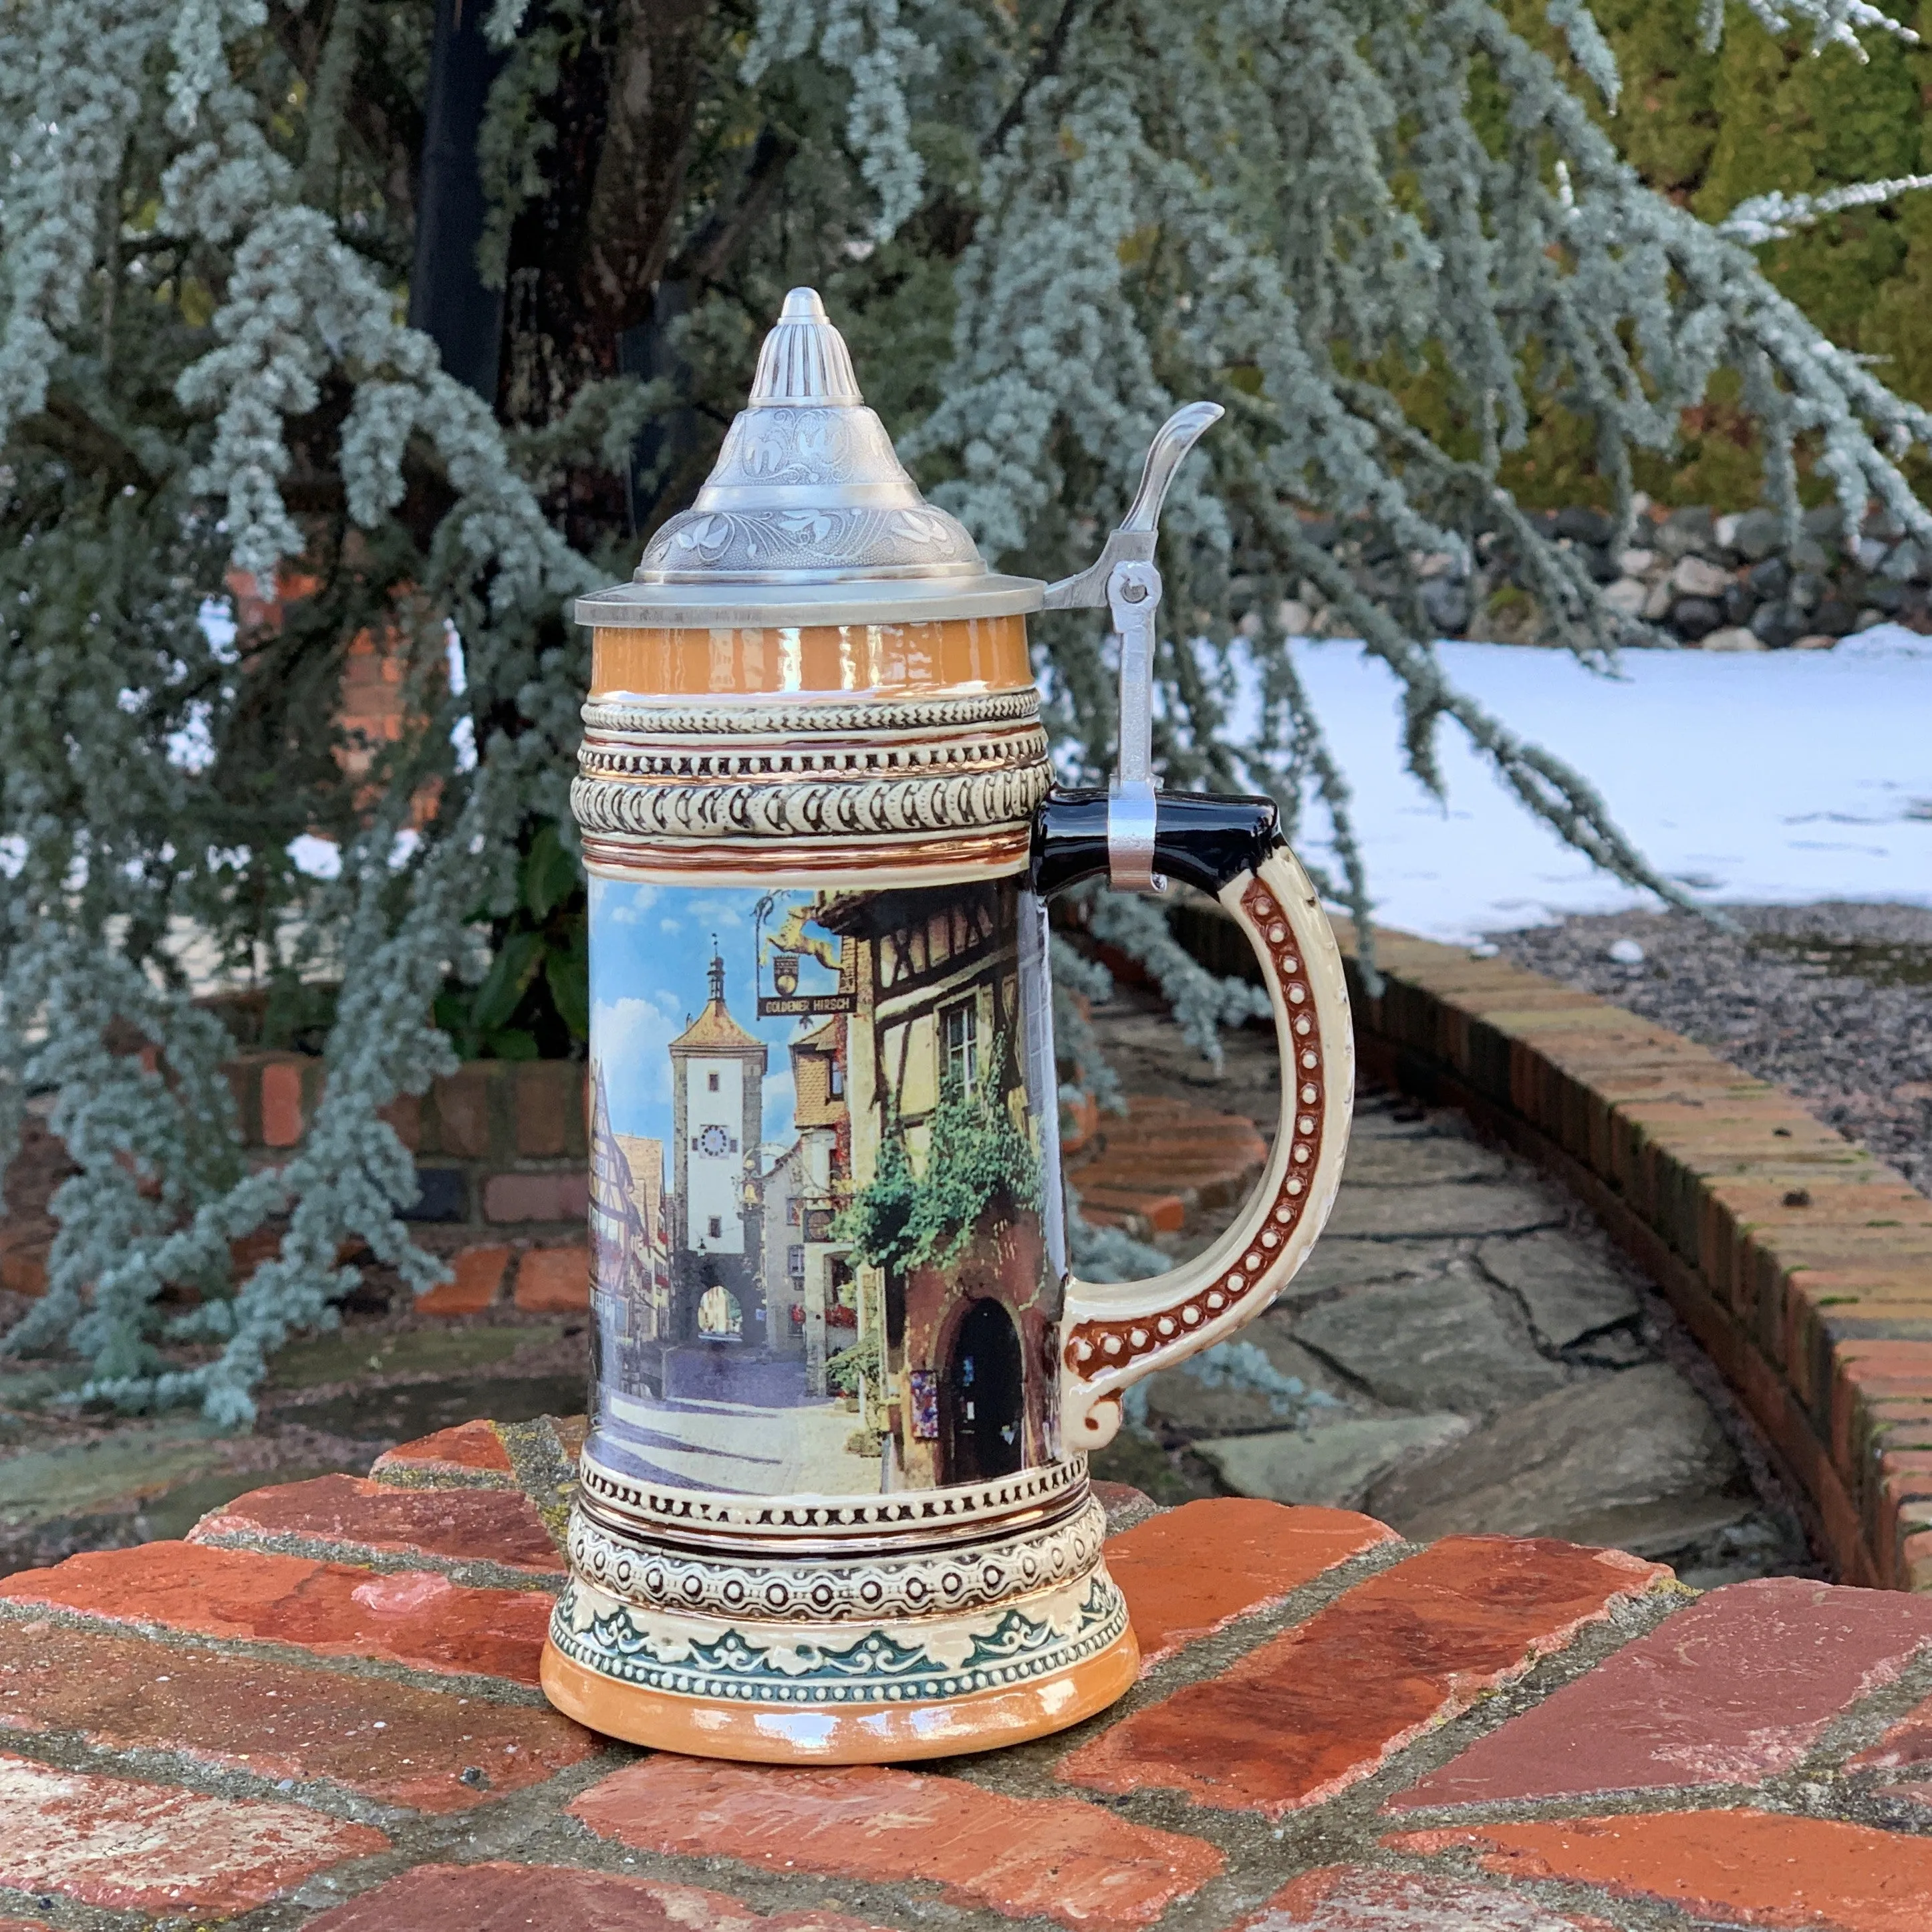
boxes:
[1040,402,1224,894]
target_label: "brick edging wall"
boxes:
[227,1053,591,1314]
[1321,918,1932,1593]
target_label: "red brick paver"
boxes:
[416,1243,511,1314]
[370,1417,515,1480]
[569,1757,1225,1929]
[513,1244,591,1310]
[1392,1810,1932,1931]
[1105,1497,1396,1669]
[0,1542,553,1683]
[1238,1865,1615,1930]
[0,1621,591,1810]
[190,1473,562,1573]
[1068,1095,1266,1234]
[1395,1576,1932,1808]
[303,1862,893,1931]
[1061,1537,1665,1816]
[1,1414,1921,1929]
[0,1750,385,1915]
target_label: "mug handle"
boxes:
[1030,789,1355,1452]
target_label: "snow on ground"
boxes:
[1220,627,1932,944]
[190,593,1926,948]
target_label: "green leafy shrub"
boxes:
[433,823,587,1062]
[839,1071,1043,1280]
[825,1335,881,1399]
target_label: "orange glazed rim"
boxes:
[588,613,1036,700]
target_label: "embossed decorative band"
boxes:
[568,1497,1108,1623]
[547,1570,1128,1710]
[581,688,1041,739]
[579,825,1034,879]
[573,765,1051,841]
[575,686,1052,851]
[575,1451,1091,1556]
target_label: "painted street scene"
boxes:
[585,877,1057,1495]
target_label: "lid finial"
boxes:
[748,286,863,408]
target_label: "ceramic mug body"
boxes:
[586,868,1067,1498]
[543,293,1354,1762]
[544,613,1352,1764]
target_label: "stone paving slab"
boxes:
[1321,1180,1565,1240]
[1196,1415,1471,1512]
[1369,1366,1741,1548]
[1476,1230,1639,1348]
[1,1421,1929,1929]
[1294,1272,1572,1411]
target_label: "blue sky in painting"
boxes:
[588,877,843,1161]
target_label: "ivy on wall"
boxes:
[838,1075,1044,1281]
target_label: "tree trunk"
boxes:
[410,0,507,401]
[493,0,714,553]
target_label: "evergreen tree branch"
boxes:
[3,0,1927,1413]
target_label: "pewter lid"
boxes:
[575,288,1043,629]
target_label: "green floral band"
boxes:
[549,1574,1126,1707]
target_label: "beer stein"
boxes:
[539,289,1353,1761]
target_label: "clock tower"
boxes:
[668,948,769,1351]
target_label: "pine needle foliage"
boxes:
[2,0,1929,1416]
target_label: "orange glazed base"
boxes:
[539,1624,1141,1765]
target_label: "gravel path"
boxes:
[1490,902,1932,1198]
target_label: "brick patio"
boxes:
[3,1416,1931,1928]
